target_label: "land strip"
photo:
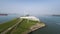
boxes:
[0,18,23,34]
[0,18,45,34]
[0,18,19,32]
[10,19,45,34]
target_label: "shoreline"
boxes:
[20,16,45,34]
[22,22,45,34]
[0,16,45,34]
[10,18,45,34]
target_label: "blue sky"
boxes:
[0,0,60,15]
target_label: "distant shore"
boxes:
[52,15,60,16]
[0,14,8,16]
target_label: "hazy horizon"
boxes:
[0,0,60,16]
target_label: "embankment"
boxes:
[10,19,45,34]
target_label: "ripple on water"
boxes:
[56,23,60,25]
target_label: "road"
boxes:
[1,19,23,34]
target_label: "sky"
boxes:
[0,0,60,16]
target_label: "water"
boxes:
[0,14,18,24]
[29,16,60,34]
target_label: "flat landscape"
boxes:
[0,18,45,34]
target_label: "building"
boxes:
[20,16,40,21]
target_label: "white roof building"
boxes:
[20,16,40,21]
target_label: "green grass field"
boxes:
[11,19,39,34]
[0,18,45,34]
[0,18,20,33]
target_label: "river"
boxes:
[29,15,60,34]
